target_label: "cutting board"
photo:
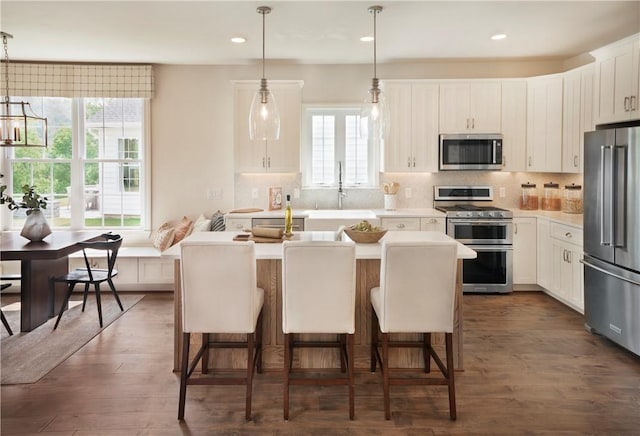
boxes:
[232,234,283,243]
[229,208,264,213]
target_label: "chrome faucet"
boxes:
[338,161,347,209]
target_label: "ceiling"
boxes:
[1,1,639,65]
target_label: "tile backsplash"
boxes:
[234,172,583,211]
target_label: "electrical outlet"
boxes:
[405,187,412,199]
[293,188,300,199]
[251,188,258,199]
[207,188,222,200]
[499,187,506,198]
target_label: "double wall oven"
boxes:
[435,186,513,293]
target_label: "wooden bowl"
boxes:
[344,227,387,243]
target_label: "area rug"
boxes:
[1,294,144,385]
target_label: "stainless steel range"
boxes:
[434,186,513,294]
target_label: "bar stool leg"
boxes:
[446,332,457,420]
[348,333,355,420]
[370,310,378,373]
[284,332,290,420]
[246,332,254,421]
[178,332,190,420]
[423,332,432,373]
[382,332,390,420]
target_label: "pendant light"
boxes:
[0,32,48,147]
[360,5,388,141]
[249,6,280,141]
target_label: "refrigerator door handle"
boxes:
[612,145,626,247]
[581,259,640,287]
[600,145,611,246]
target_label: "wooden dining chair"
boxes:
[1,283,14,335]
[50,233,123,329]
[370,240,458,420]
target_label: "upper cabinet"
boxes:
[526,74,563,172]
[439,81,502,133]
[501,80,528,172]
[233,81,303,173]
[562,65,594,173]
[592,34,640,125]
[383,81,439,172]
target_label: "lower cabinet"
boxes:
[380,217,445,232]
[225,218,251,232]
[536,217,584,313]
[513,217,537,285]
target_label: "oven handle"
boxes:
[466,245,513,251]
[449,220,512,226]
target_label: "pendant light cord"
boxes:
[373,8,377,79]
[261,9,266,79]
[2,32,11,104]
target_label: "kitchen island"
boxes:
[162,231,476,372]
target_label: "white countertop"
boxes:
[511,209,583,228]
[373,208,444,218]
[162,230,476,261]
[226,208,445,220]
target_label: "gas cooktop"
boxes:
[435,205,513,218]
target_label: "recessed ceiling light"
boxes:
[360,36,374,42]
[231,37,246,44]
[491,33,507,41]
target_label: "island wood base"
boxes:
[173,259,463,372]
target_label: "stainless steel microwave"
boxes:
[439,133,503,170]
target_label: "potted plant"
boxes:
[0,180,51,242]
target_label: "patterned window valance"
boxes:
[1,62,154,98]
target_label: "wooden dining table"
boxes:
[1,231,103,332]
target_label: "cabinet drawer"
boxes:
[225,218,251,232]
[550,222,583,246]
[381,217,421,231]
[420,217,445,232]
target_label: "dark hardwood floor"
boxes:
[2,291,639,435]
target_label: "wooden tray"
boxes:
[233,234,283,243]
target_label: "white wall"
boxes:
[150,58,575,226]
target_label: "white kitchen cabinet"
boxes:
[420,217,445,232]
[234,81,303,173]
[138,258,175,284]
[562,65,594,173]
[224,218,251,232]
[513,217,537,285]
[526,74,563,172]
[439,81,501,134]
[592,34,640,125]
[500,80,528,172]
[536,218,552,291]
[537,218,584,313]
[383,81,439,172]
[380,217,421,231]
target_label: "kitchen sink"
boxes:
[304,209,377,220]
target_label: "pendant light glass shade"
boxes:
[360,6,388,141]
[249,6,280,141]
[1,32,48,147]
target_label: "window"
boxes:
[302,107,378,188]
[2,97,147,229]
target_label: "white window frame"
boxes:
[0,97,150,231]
[301,105,379,189]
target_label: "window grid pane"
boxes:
[311,115,335,185]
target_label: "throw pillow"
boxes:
[173,216,194,243]
[152,225,175,251]
[209,211,226,232]
[193,213,211,232]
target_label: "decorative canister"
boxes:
[541,182,561,211]
[519,182,538,210]
[562,183,583,214]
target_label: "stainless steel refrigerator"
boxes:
[583,126,640,357]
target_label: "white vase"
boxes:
[20,209,52,242]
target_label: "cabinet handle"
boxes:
[567,251,572,264]
[631,96,637,111]
[503,155,506,167]
[471,118,475,129]
[565,232,572,239]
[397,223,405,229]
[429,218,437,223]
[262,157,266,168]
[574,155,578,168]
[563,249,568,263]
[624,96,630,111]
[407,157,411,168]
[528,156,532,167]
[466,118,469,129]
[514,223,518,235]
[413,157,416,168]
[267,157,271,168]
